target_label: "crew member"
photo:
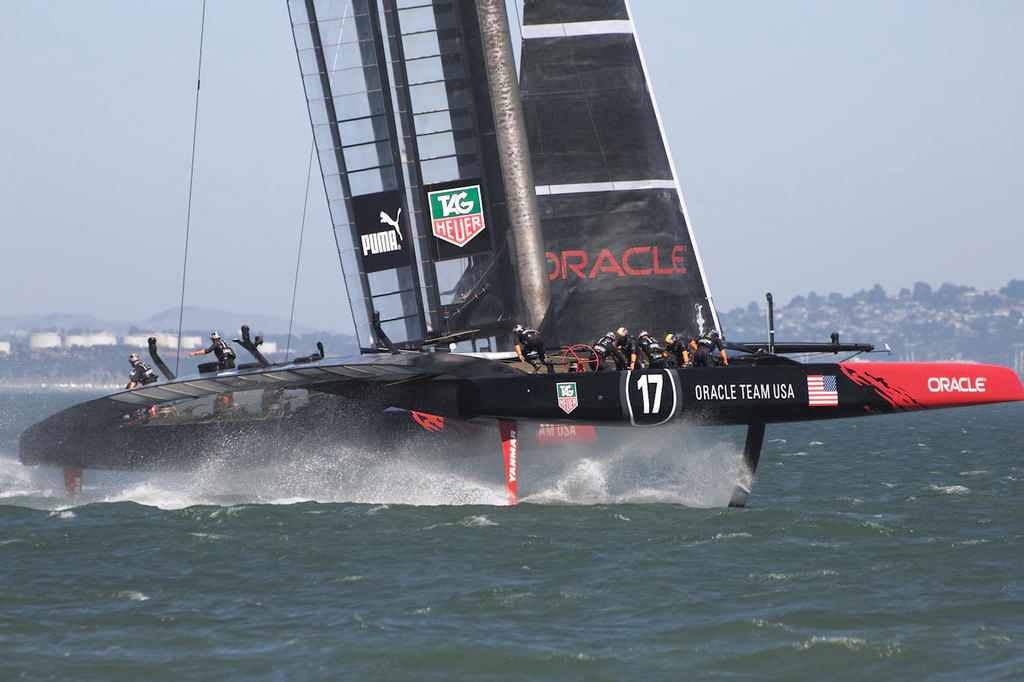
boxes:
[189,331,237,370]
[663,333,690,368]
[126,353,158,389]
[613,327,638,370]
[513,324,554,374]
[693,329,728,367]
[592,331,627,371]
[636,330,667,369]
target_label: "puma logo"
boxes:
[379,208,403,241]
[362,207,405,257]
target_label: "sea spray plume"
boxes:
[0,452,66,507]
[180,422,754,507]
[521,424,750,507]
[7,400,750,509]
[76,424,751,508]
[95,437,508,507]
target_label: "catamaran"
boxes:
[20,0,1024,505]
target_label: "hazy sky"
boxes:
[2,1,1021,335]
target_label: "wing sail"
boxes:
[520,0,721,344]
[288,0,521,351]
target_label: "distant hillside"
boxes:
[0,310,357,387]
[0,306,332,337]
[719,280,1024,369]
[4,280,1024,386]
[0,328,358,387]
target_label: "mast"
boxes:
[475,0,550,330]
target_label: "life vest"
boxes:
[639,336,663,356]
[139,364,158,384]
[212,339,236,360]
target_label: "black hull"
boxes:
[20,353,1024,472]
[468,362,1024,425]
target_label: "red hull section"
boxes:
[840,363,1024,413]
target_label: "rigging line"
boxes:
[175,0,208,376]
[285,139,317,361]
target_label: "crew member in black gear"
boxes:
[190,331,237,370]
[514,324,554,374]
[636,330,667,369]
[613,326,638,370]
[592,331,627,371]
[692,329,728,367]
[126,353,158,389]
[663,333,690,368]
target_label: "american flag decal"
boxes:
[807,375,839,406]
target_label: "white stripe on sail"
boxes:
[522,20,634,40]
[535,180,677,196]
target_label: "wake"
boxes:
[0,424,750,510]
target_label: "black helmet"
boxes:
[128,353,139,364]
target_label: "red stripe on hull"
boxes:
[839,363,1024,411]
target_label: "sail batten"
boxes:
[522,20,634,39]
[536,180,678,195]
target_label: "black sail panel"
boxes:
[520,0,721,345]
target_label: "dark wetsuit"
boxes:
[202,338,236,370]
[637,335,667,369]
[663,338,689,369]
[693,333,726,368]
[514,327,554,373]
[592,334,627,371]
[127,361,158,388]
[614,334,639,370]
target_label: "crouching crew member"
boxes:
[663,333,690,368]
[636,330,668,369]
[126,353,159,389]
[613,327,638,370]
[592,331,627,371]
[693,329,728,367]
[514,324,554,374]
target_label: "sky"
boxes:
[2,1,1022,336]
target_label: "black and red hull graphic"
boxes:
[464,363,1024,426]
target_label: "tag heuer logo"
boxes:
[428,185,486,247]
[556,382,578,415]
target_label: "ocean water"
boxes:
[2,388,1023,681]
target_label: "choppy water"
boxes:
[2,388,1023,680]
